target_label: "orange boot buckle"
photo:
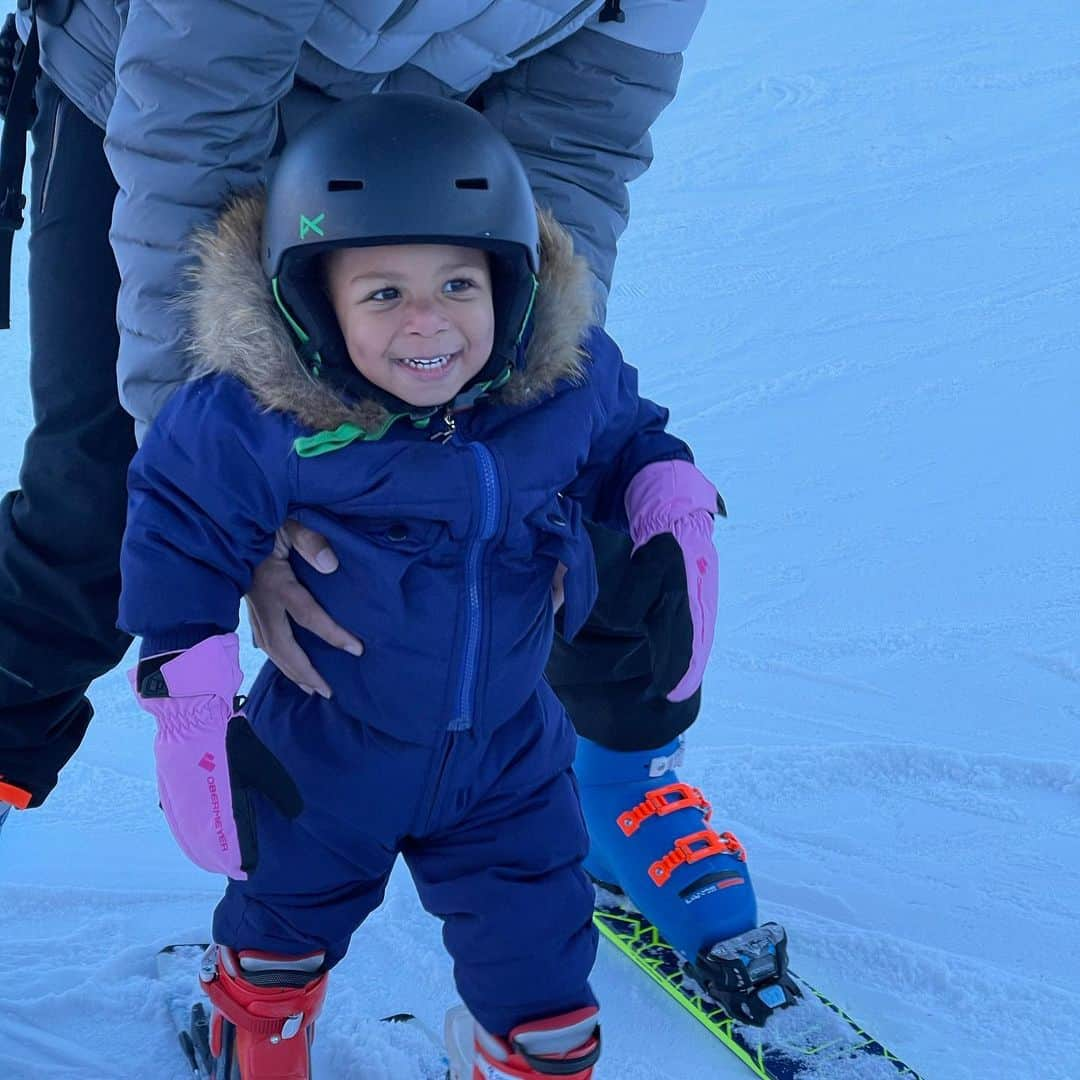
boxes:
[649,829,747,887]
[616,782,712,838]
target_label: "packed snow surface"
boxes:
[2,2,1077,1077]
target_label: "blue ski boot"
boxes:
[576,735,797,1024]
[0,801,10,833]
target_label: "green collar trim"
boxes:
[294,410,428,457]
[291,365,513,457]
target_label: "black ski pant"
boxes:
[0,78,696,810]
[0,75,134,808]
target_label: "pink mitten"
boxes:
[129,634,248,878]
[625,461,720,703]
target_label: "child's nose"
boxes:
[402,297,451,335]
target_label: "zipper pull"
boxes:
[430,405,456,443]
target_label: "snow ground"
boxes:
[2,2,1078,1078]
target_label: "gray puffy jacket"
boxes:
[23,1,705,431]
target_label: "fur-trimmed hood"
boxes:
[183,191,596,433]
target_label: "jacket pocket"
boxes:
[508,0,600,61]
[38,93,64,216]
[290,507,446,557]
[359,516,445,555]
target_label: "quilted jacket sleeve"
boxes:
[106,0,322,436]
[479,1,706,315]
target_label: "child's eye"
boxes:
[366,287,399,302]
[443,278,475,295]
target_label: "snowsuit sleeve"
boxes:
[106,1,323,436]
[565,326,693,532]
[478,3,706,313]
[118,377,294,656]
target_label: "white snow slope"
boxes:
[2,2,1078,1078]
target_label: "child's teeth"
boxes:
[402,355,450,368]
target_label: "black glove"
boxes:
[629,533,697,700]
[578,525,696,701]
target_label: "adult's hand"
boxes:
[551,561,568,614]
[245,521,364,698]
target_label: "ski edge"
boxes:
[594,908,925,1080]
[594,912,771,1078]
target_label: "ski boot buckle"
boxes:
[617,782,712,837]
[649,829,746,886]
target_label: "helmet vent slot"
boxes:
[328,179,365,192]
[455,177,489,190]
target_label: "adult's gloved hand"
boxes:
[624,460,724,703]
[245,520,365,699]
[129,634,303,878]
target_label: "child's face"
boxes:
[325,243,495,408]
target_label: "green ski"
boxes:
[594,903,924,1080]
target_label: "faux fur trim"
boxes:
[183,191,595,432]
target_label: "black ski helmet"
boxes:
[263,92,541,407]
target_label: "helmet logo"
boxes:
[299,213,326,240]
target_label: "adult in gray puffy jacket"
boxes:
[0,0,765,1003]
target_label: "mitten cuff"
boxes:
[625,460,718,550]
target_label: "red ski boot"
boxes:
[198,944,328,1080]
[445,1004,600,1079]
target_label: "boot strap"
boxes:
[203,962,327,1041]
[649,829,746,887]
[616,781,711,837]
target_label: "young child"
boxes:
[120,94,723,1080]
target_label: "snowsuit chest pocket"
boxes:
[361,517,444,553]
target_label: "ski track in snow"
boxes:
[3,1,1079,1077]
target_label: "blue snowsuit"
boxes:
[118,196,691,1035]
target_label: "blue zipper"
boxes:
[450,440,500,731]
